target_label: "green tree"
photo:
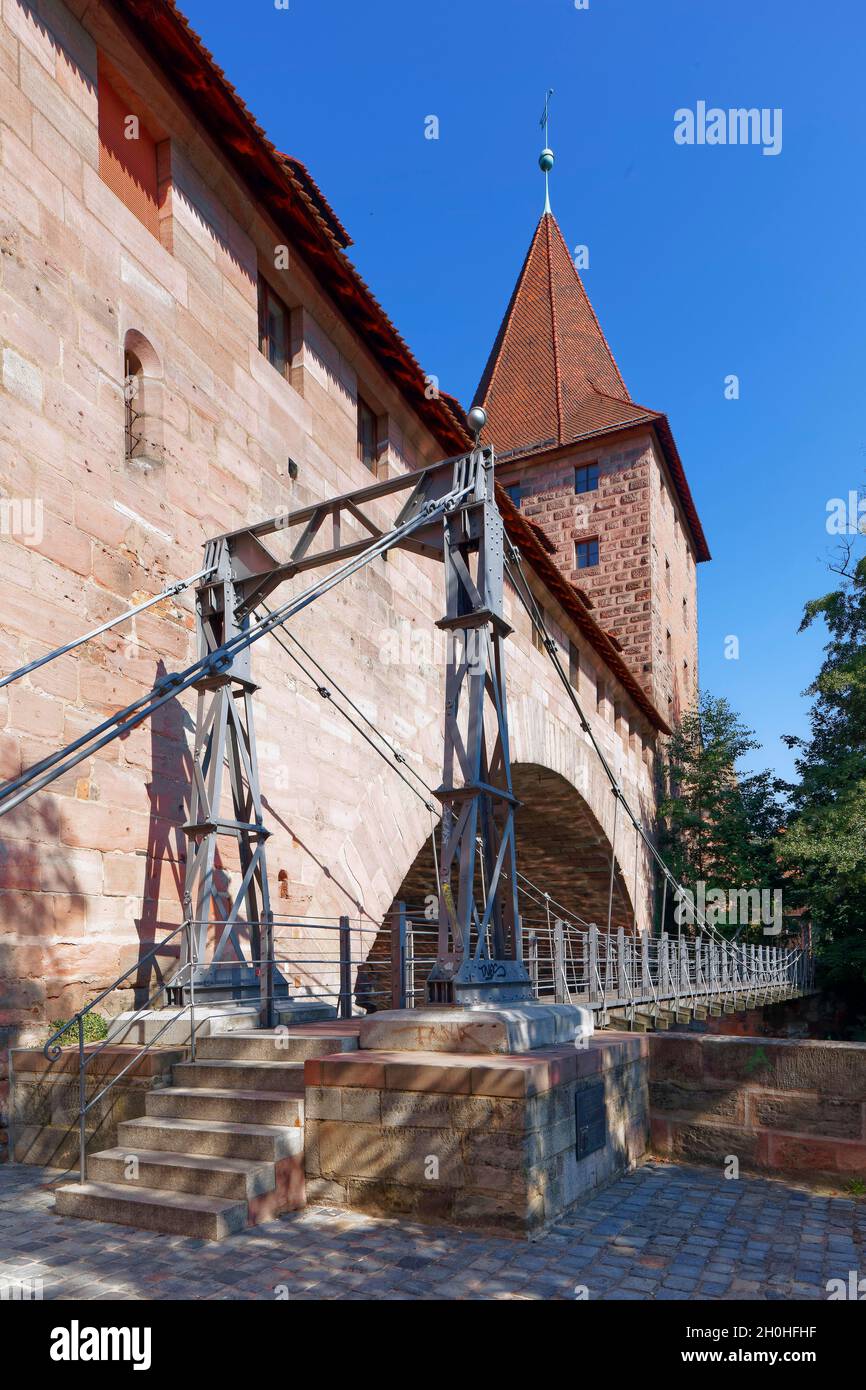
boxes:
[780,545,866,987]
[658,692,788,937]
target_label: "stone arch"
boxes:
[123,327,165,468]
[356,760,644,1010]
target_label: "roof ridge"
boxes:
[543,214,565,445]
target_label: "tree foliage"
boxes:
[658,692,788,938]
[779,550,866,986]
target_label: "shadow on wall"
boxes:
[0,796,83,1158]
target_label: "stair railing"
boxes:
[42,920,198,1188]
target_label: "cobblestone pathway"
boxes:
[1,1161,864,1301]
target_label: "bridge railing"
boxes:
[190,906,814,1021]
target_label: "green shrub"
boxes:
[48,1012,109,1047]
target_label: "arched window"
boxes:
[123,330,165,468]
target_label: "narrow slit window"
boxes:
[357,395,378,470]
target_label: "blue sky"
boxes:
[182,0,866,781]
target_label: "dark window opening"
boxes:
[357,395,378,470]
[258,278,290,378]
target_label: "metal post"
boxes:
[427,446,531,1007]
[339,915,352,1019]
[391,901,408,1009]
[660,932,669,1003]
[553,918,567,1004]
[641,930,651,996]
[78,1016,86,1186]
[588,924,600,1005]
[617,926,627,1002]
[188,919,197,1062]
[405,912,415,1007]
[527,929,538,998]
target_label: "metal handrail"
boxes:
[43,920,199,1187]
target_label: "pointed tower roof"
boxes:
[474,210,710,561]
[475,211,651,451]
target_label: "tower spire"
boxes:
[539,88,555,214]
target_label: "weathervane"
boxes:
[539,87,555,214]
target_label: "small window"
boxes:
[576,538,599,569]
[258,278,290,378]
[596,674,606,713]
[665,556,671,592]
[532,619,547,655]
[357,395,378,470]
[682,596,688,625]
[575,463,599,494]
[124,349,143,461]
[504,482,526,508]
[666,628,672,658]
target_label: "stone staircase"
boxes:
[54,1025,359,1241]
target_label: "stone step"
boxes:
[87,1146,276,1202]
[146,1086,303,1127]
[196,1029,359,1063]
[173,1060,305,1092]
[54,1181,247,1241]
[118,1115,302,1162]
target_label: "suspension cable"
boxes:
[504,538,734,949]
[255,612,437,813]
[0,481,473,817]
[0,565,216,692]
[257,605,437,805]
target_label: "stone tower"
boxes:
[475,208,709,725]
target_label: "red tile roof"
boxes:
[476,212,710,563]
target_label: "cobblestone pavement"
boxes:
[1,1161,864,1301]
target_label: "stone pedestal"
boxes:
[304,1020,649,1237]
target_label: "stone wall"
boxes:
[499,428,698,715]
[304,1033,649,1235]
[9,1041,182,1167]
[649,1033,866,1186]
[0,0,658,1155]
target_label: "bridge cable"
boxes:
[504,539,735,950]
[0,565,217,693]
[0,481,474,818]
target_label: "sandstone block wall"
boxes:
[9,1041,182,1167]
[649,1034,866,1185]
[304,1034,649,1235]
[0,0,658,1157]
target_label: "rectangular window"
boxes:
[504,482,526,508]
[357,395,378,470]
[682,596,688,626]
[576,538,599,569]
[98,63,160,238]
[575,462,599,494]
[666,628,672,658]
[258,278,290,378]
[665,556,671,592]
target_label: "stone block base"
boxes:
[304,1032,648,1236]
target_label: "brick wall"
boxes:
[501,429,698,714]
